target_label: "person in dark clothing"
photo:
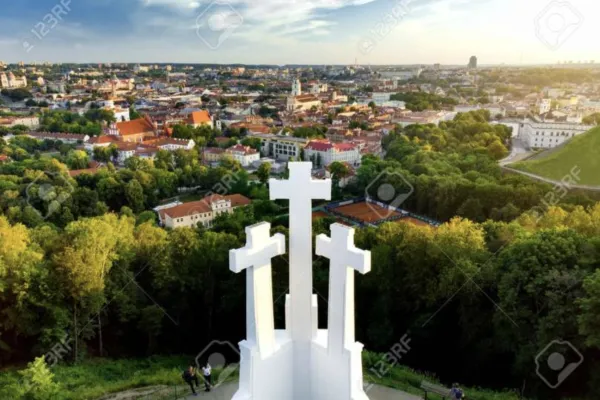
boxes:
[451,383,465,399]
[182,364,200,396]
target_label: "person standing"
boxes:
[182,364,199,396]
[451,383,465,400]
[202,363,212,392]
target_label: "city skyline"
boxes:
[0,0,598,65]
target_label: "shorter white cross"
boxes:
[230,222,286,357]
[316,223,371,355]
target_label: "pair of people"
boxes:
[182,363,212,396]
[451,383,465,399]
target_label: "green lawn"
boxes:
[0,354,527,400]
[363,351,522,400]
[510,127,600,186]
[0,356,232,400]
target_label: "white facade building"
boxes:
[539,98,552,115]
[162,194,250,229]
[519,121,594,149]
[251,133,308,161]
[303,140,361,167]
[226,144,261,166]
[371,92,392,103]
[292,79,302,96]
[310,82,328,94]
[0,72,27,88]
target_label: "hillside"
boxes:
[510,127,600,186]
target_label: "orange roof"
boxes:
[226,194,252,208]
[188,110,211,125]
[162,194,251,219]
[116,118,155,136]
[88,135,120,144]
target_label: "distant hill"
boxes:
[510,127,600,186]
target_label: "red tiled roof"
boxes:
[162,194,251,219]
[204,147,225,154]
[116,118,155,136]
[295,94,320,103]
[227,194,252,208]
[28,131,87,141]
[115,142,139,151]
[88,135,120,144]
[333,143,356,151]
[227,144,258,155]
[305,140,333,151]
[306,140,356,152]
[188,110,211,125]
[143,137,192,147]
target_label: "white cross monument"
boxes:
[230,162,372,400]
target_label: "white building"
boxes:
[286,94,322,112]
[250,133,308,161]
[226,144,260,167]
[371,92,392,103]
[113,107,131,122]
[303,140,361,167]
[0,116,40,129]
[519,120,595,149]
[539,98,552,115]
[0,72,27,88]
[291,79,302,96]
[310,82,328,94]
[133,64,149,73]
[161,194,250,229]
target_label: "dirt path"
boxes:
[501,166,600,191]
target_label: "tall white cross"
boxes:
[230,222,285,357]
[316,223,371,355]
[269,163,331,340]
[270,162,331,397]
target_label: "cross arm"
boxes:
[269,162,332,201]
[268,177,290,201]
[315,224,371,274]
[229,222,286,273]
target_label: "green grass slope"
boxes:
[510,127,600,186]
[0,354,525,400]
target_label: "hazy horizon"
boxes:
[1,0,599,65]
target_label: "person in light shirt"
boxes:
[202,363,212,392]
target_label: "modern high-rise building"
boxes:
[469,56,477,69]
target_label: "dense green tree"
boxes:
[125,179,145,213]
[256,162,271,185]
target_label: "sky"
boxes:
[0,0,599,65]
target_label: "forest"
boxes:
[1,111,600,399]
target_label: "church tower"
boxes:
[291,79,302,97]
